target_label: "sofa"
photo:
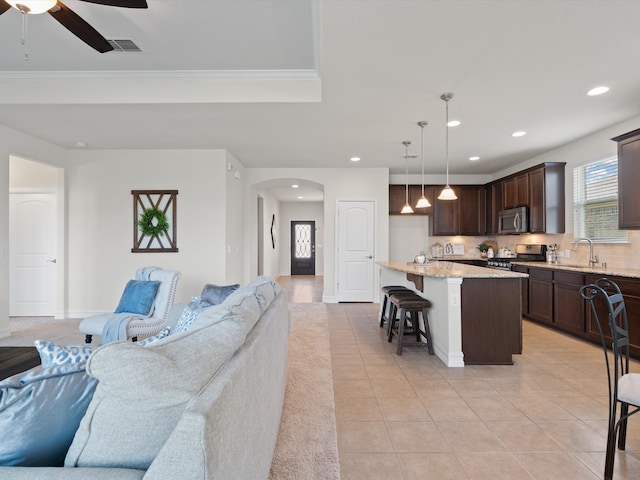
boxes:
[0,276,290,480]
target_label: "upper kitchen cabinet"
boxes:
[389,185,434,215]
[484,181,503,234]
[612,128,640,229]
[458,185,486,235]
[503,173,529,208]
[431,185,484,236]
[527,163,565,234]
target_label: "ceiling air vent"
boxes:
[107,39,142,52]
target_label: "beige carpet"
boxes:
[269,303,340,480]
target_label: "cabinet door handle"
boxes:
[365,255,373,259]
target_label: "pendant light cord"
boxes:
[445,98,450,186]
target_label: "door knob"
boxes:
[46,259,57,263]
[365,255,373,259]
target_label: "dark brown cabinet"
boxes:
[431,185,460,235]
[528,163,565,234]
[553,270,585,334]
[389,185,433,215]
[458,185,486,235]
[612,128,640,229]
[527,267,553,324]
[503,173,529,208]
[431,185,485,236]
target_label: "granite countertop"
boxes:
[512,261,640,279]
[377,261,528,279]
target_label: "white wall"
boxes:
[224,152,246,285]
[246,167,389,302]
[65,149,235,316]
[279,201,324,276]
[0,126,67,338]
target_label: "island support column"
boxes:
[423,276,465,367]
[379,267,465,367]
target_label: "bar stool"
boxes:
[387,293,434,356]
[379,285,411,328]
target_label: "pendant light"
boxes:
[415,121,431,208]
[400,141,414,214]
[438,92,458,201]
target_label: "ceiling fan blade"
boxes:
[0,2,11,15]
[79,0,147,8]
[48,2,113,53]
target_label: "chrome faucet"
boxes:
[572,237,598,267]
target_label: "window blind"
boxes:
[573,157,627,242]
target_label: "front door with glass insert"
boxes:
[290,221,315,275]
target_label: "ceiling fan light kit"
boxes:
[1,0,148,55]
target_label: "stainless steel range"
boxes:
[487,244,547,270]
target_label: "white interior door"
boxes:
[337,201,375,302]
[10,193,57,316]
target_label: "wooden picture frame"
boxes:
[132,190,178,253]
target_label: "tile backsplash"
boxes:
[429,231,640,271]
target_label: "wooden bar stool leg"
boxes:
[396,307,406,355]
[387,302,397,342]
[379,295,389,328]
[422,307,434,355]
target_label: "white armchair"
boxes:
[79,267,181,344]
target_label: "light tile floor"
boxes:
[4,276,640,479]
[278,276,640,480]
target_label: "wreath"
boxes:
[138,207,169,237]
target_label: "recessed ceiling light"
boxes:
[350,156,361,162]
[291,184,299,188]
[512,131,527,137]
[469,156,480,161]
[587,86,609,96]
[75,141,87,148]
[447,120,461,127]
[297,196,303,199]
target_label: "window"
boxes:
[573,157,627,242]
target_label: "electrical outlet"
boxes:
[565,249,571,258]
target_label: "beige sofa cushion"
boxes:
[65,314,246,470]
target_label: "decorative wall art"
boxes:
[132,190,178,253]
[270,214,276,249]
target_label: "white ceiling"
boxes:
[1,0,639,203]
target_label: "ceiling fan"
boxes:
[0,0,147,53]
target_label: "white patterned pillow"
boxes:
[35,328,172,366]
[34,341,96,367]
[136,327,171,346]
[175,297,213,333]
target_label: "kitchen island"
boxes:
[378,261,528,367]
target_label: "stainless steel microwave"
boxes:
[498,206,528,234]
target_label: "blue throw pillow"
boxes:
[114,279,160,315]
[200,283,240,305]
[34,340,96,367]
[0,362,98,466]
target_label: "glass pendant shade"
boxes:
[438,93,457,201]
[415,120,431,209]
[7,0,56,13]
[415,195,430,208]
[438,185,457,200]
[401,203,414,214]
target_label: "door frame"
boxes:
[336,200,376,302]
[290,220,316,275]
